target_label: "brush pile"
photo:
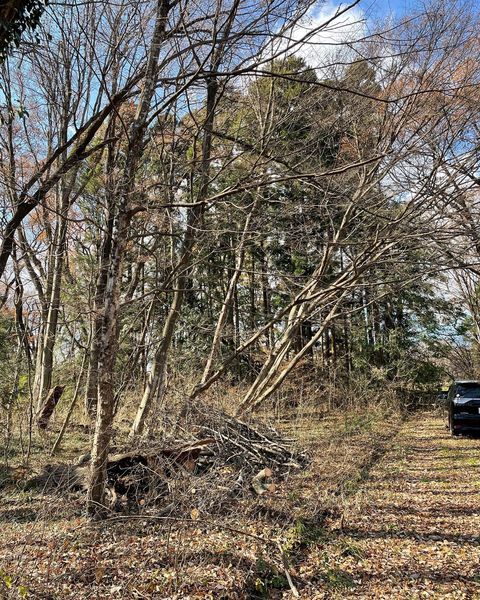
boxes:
[193,409,307,476]
[24,409,308,512]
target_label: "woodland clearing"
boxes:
[2,0,480,597]
[3,405,477,599]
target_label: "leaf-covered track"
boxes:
[323,414,480,599]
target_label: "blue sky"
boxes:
[291,0,476,68]
[287,1,405,69]
[360,0,480,19]
[361,0,411,17]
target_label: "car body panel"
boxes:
[447,381,480,435]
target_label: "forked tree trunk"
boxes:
[36,193,70,407]
[129,1,241,438]
[84,73,119,421]
[84,186,115,421]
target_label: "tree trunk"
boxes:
[130,77,219,438]
[87,0,171,515]
[37,385,65,429]
[36,189,71,407]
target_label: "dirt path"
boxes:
[316,413,480,599]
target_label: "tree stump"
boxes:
[37,385,65,430]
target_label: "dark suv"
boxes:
[448,380,480,436]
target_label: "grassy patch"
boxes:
[337,539,365,559]
[341,413,375,436]
[322,567,356,590]
[247,556,289,598]
[282,517,329,555]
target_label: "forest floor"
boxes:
[1,408,480,599]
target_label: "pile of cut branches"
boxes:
[23,409,308,513]
[193,408,308,476]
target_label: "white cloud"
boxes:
[278,1,366,71]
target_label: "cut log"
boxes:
[251,467,275,495]
[24,438,216,495]
[106,437,216,476]
[37,385,65,430]
[104,438,217,505]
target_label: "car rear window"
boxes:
[456,383,480,398]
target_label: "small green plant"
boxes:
[287,490,300,501]
[251,556,288,598]
[319,552,356,591]
[339,540,365,559]
[323,568,356,590]
[282,518,327,554]
[342,477,360,495]
[0,569,28,597]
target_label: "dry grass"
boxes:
[0,385,404,599]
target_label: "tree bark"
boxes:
[200,200,257,385]
[37,385,65,430]
[87,0,171,515]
